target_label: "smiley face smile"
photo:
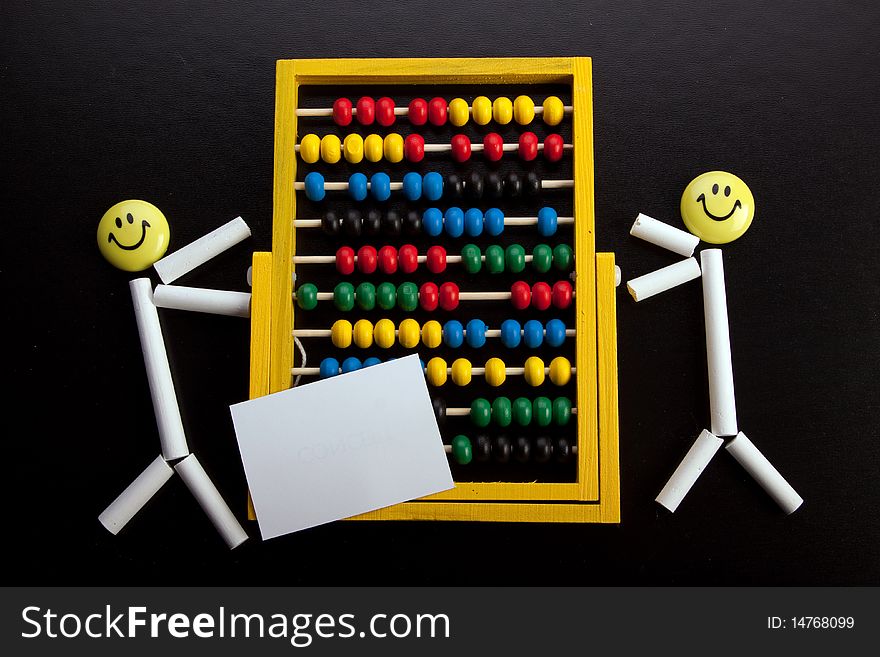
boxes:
[696,193,742,221]
[108,219,151,250]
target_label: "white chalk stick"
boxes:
[630,213,701,257]
[726,432,803,514]
[656,429,724,512]
[153,216,251,284]
[98,455,174,534]
[701,249,738,436]
[627,257,701,301]
[130,279,190,460]
[174,454,248,549]
[154,285,251,318]
[614,265,621,288]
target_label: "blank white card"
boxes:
[230,355,453,540]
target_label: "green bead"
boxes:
[485,245,505,274]
[296,283,318,310]
[461,244,482,274]
[333,282,354,312]
[505,244,526,273]
[553,397,572,425]
[553,244,574,271]
[355,282,376,311]
[470,398,491,427]
[491,396,512,427]
[397,282,419,311]
[376,282,397,310]
[533,396,553,427]
[532,244,553,273]
[451,435,473,465]
[512,397,532,426]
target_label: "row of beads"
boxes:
[449,434,574,465]
[470,396,572,428]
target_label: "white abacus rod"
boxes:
[291,366,577,376]
[292,327,577,339]
[292,253,575,266]
[295,105,574,118]
[443,443,579,454]
[445,407,578,416]
[292,215,575,229]
[295,142,573,154]
[291,291,574,302]
[292,179,574,192]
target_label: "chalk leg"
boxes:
[175,455,249,549]
[656,429,724,512]
[98,455,174,534]
[726,432,803,514]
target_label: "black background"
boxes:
[4,0,879,585]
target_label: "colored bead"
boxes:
[419,282,439,311]
[363,357,382,368]
[331,319,353,348]
[378,245,398,274]
[531,282,552,311]
[432,397,446,425]
[465,171,484,200]
[534,436,553,463]
[341,356,362,374]
[503,171,522,197]
[513,397,532,426]
[552,281,573,309]
[383,133,404,163]
[319,134,341,164]
[537,206,558,236]
[553,397,572,425]
[465,319,487,347]
[333,282,354,311]
[505,244,526,273]
[470,398,491,428]
[510,281,531,309]
[463,208,483,237]
[343,133,364,164]
[442,320,464,348]
[382,210,402,236]
[524,356,546,386]
[484,208,505,236]
[444,207,464,237]
[398,244,418,274]
[542,96,564,126]
[299,134,321,163]
[533,397,552,427]
[451,358,472,386]
[500,319,521,348]
[370,172,391,201]
[523,319,544,348]
[439,282,459,311]
[450,134,471,163]
[332,98,353,126]
[408,98,428,125]
[428,97,447,125]
[514,436,531,463]
[483,133,504,161]
[513,95,536,125]
[472,96,492,125]
[425,245,446,274]
[355,245,377,274]
[364,134,384,162]
[426,357,447,386]
[377,282,396,310]
[448,98,469,127]
[485,172,503,199]
[356,96,375,125]
[343,209,362,238]
[347,172,367,201]
[397,282,419,311]
[376,97,395,127]
[549,357,572,386]
[518,131,538,161]
[531,244,552,273]
[304,171,325,201]
[353,319,373,348]
[443,174,462,200]
[461,244,482,274]
[543,320,566,349]
[374,318,396,349]
[524,172,541,196]
[423,208,443,239]
[544,134,565,162]
[451,435,473,465]
[421,320,442,348]
[553,244,573,271]
[492,397,512,427]
[423,172,443,201]
[319,357,339,379]
[355,282,376,311]
[398,318,421,348]
[404,134,424,163]
[296,283,318,310]
[492,96,513,124]
[404,210,422,236]
[335,246,355,275]
[398,173,420,204]
[322,211,341,236]
[485,357,506,387]
[555,436,573,463]
[493,435,512,463]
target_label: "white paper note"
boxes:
[230,355,453,540]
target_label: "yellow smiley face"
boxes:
[680,171,755,244]
[97,200,170,271]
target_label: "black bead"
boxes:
[514,436,531,463]
[493,435,512,463]
[485,172,503,199]
[343,209,362,238]
[382,210,402,236]
[524,172,541,197]
[432,397,446,426]
[363,209,382,236]
[503,172,522,198]
[322,211,341,236]
[474,434,492,462]
[446,174,464,200]
[404,210,422,236]
[465,171,484,201]
[534,436,553,463]
[555,436,573,463]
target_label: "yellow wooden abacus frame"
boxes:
[249,57,620,523]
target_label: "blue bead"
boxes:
[523,319,544,348]
[363,357,382,368]
[500,319,522,348]
[348,173,368,201]
[370,172,391,201]
[464,208,484,237]
[402,172,422,202]
[319,357,339,378]
[443,320,464,348]
[545,319,567,348]
[537,207,558,236]
[341,357,363,373]
[304,172,325,202]
[465,319,487,348]
[423,208,443,236]
[419,358,426,371]
[484,208,505,236]
[444,207,464,237]
[423,172,443,201]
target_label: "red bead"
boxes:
[439,282,460,311]
[483,133,504,162]
[419,282,439,311]
[356,96,375,125]
[356,245,377,274]
[376,96,396,127]
[405,134,425,162]
[428,97,448,126]
[408,98,428,125]
[378,245,399,274]
[336,246,355,275]
[510,281,531,310]
[551,280,573,308]
[544,134,564,162]
[426,245,447,274]
[518,131,538,161]
[399,244,419,274]
[531,282,552,310]
[332,98,352,126]
[450,134,472,163]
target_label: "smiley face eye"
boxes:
[127,213,134,224]
[724,185,731,196]
[115,217,122,229]
[712,183,719,195]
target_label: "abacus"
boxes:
[249,58,620,523]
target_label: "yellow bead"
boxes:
[373,318,396,349]
[330,319,353,349]
[383,133,404,163]
[299,134,321,164]
[448,98,470,127]
[421,320,442,348]
[485,357,506,387]
[364,134,384,163]
[343,133,364,164]
[320,134,341,164]
[353,319,373,349]
[524,356,546,387]
[426,357,448,387]
[513,95,535,125]
[471,96,492,125]
[549,356,572,386]
[542,95,564,126]
[398,318,421,348]
[492,97,513,124]
[451,358,472,387]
